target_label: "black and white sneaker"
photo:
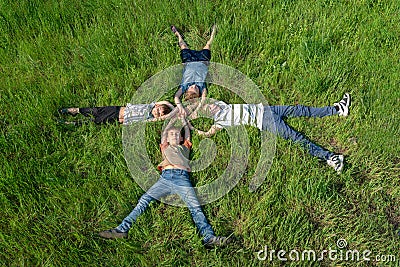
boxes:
[327,154,344,174]
[334,93,351,117]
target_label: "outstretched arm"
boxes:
[174,88,186,116]
[187,122,221,138]
[182,117,191,142]
[196,125,220,137]
[201,88,207,101]
[190,88,207,116]
[155,101,175,110]
[186,101,201,119]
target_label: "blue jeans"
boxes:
[117,169,215,242]
[262,105,338,160]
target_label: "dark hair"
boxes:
[158,104,172,115]
[166,126,183,133]
[165,126,184,143]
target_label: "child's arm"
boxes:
[182,117,191,142]
[181,117,193,150]
[194,88,207,111]
[155,101,175,110]
[161,126,169,145]
[174,88,186,116]
[186,88,207,120]
[201,88,207,101]
[186,101,200,120]
[195,125,221,138]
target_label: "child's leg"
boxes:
[78,107,94,117]
[202,24,217,50]
[173,171,215,242]
[79,106,123,124]
[269,105,338,119]
[171,25,188,49]
[118,107,125,123]
[116,178,171,232]
[59,107,79,116]
[264,115,334,160]
[116,192,155,232]
[180,188,215,242]
[186,200,216,242]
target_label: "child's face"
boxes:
[187,85,200,97]
[151,104,166,118]
[167,129,182,145]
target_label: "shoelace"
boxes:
[331,156,341,169]
[339,99,347,107]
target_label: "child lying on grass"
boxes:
[98,116,231,248]
[172,25,216,116]
[186,94,351,174]
[58,101,175,125]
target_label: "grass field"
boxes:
[1,0,400,266]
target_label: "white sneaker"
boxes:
[334,93,351,117]
[327,154,344,174]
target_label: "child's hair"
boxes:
[166,126,183,133]
[158,104,172,115]
[164,126,184,144]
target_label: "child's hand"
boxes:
[177,104,187,117]
[195,129,208,137]
[178,113,186,122]
[189,110,198,119]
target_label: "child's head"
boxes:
[184,84,200,101]
[151,104,172,118]
[166,126,183,146]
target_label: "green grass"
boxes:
[1,0,400,266]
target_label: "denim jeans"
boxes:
[262,105,338,160]
[117,169,215,242]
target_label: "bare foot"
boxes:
[171,25,188,49]
[59,107,79,116]
[207,24,217,46]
